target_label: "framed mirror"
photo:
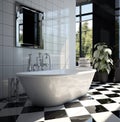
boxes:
[15,2,44,49]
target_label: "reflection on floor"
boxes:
[1,82,120,122]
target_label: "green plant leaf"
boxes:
[104,48,112,55]
[92,42,113,74]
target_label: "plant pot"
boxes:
[98,72,108,83]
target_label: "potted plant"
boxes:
[92,42,113,82]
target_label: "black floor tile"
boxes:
[96,88,108,91]
[0,115,18,122]
[70,115,96,122]
[117,87,120,89]
[45,110,67,120]
[90,85,100,87]
[4,102,25,108]
[78,95,93,101]
[102,86,113,88]
[109,83,118,85]
[21,106,44,113]
[86,105,108,113]
[106,94,120,98]
[64,101,82,108]
[88,92,102,95]
[97,98,115,104]
[112,90,120,93]
[112,110,120,118]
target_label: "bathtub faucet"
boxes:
[27,53,51,71]
[38,52,45,70]
[44,53,51,70]
[27,54,32,71]
[38,53,51,70]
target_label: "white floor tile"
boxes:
[88,89,98,92]
[99,91,115,94]
[91,95,109,99]
[111,97,120,103]
[103,103,120,111]
[45,117,71,122]
[80,100,100,106]
[92,112,120,122]
[65,107,89,117]
[106,88,119,91]
[96,86,105,89]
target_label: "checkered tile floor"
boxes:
[1,82,120,122]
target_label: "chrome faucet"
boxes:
[44,53,51,70]
[27,54,32,71]
[27,53,51,71]
[38,53,47,70]
[38,52,44,70]
[37,52,51,70]
[33,57,39,71]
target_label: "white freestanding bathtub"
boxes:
[17,67,96,106]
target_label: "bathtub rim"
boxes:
[16,68,96,76]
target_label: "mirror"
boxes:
[15,2,44,49]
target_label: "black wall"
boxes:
[93,0,115,48]
[92,0,117,81]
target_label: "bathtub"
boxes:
[16,68,96,106]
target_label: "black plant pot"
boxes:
[98,72,108,83]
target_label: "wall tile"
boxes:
[3,24,13,36]
[0,0,3,12]
[39,0,45,6]
[3,36,14,47]
[0,11,2,24]
[13,65,23,76]
[13,47,23,65]
[23,0,32,8]
[4,0,15,4]
[0,24,2,35]
[3,12,14,26]
[15,0,24,3]
[23,65,27,72]
[3,1,14,14]
[3,65,14,80]
[3,46,13,65]
[0,46,3,66]
[31,0,39,4]
[0,35,2,46]
[46,1,53,11]
[23,48,32,65]
[0,66,2,82]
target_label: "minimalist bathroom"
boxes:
[0,0,120,122]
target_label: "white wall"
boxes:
[0,0,76,98]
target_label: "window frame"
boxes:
[76,2,93,62]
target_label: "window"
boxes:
[76,3,93,65]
